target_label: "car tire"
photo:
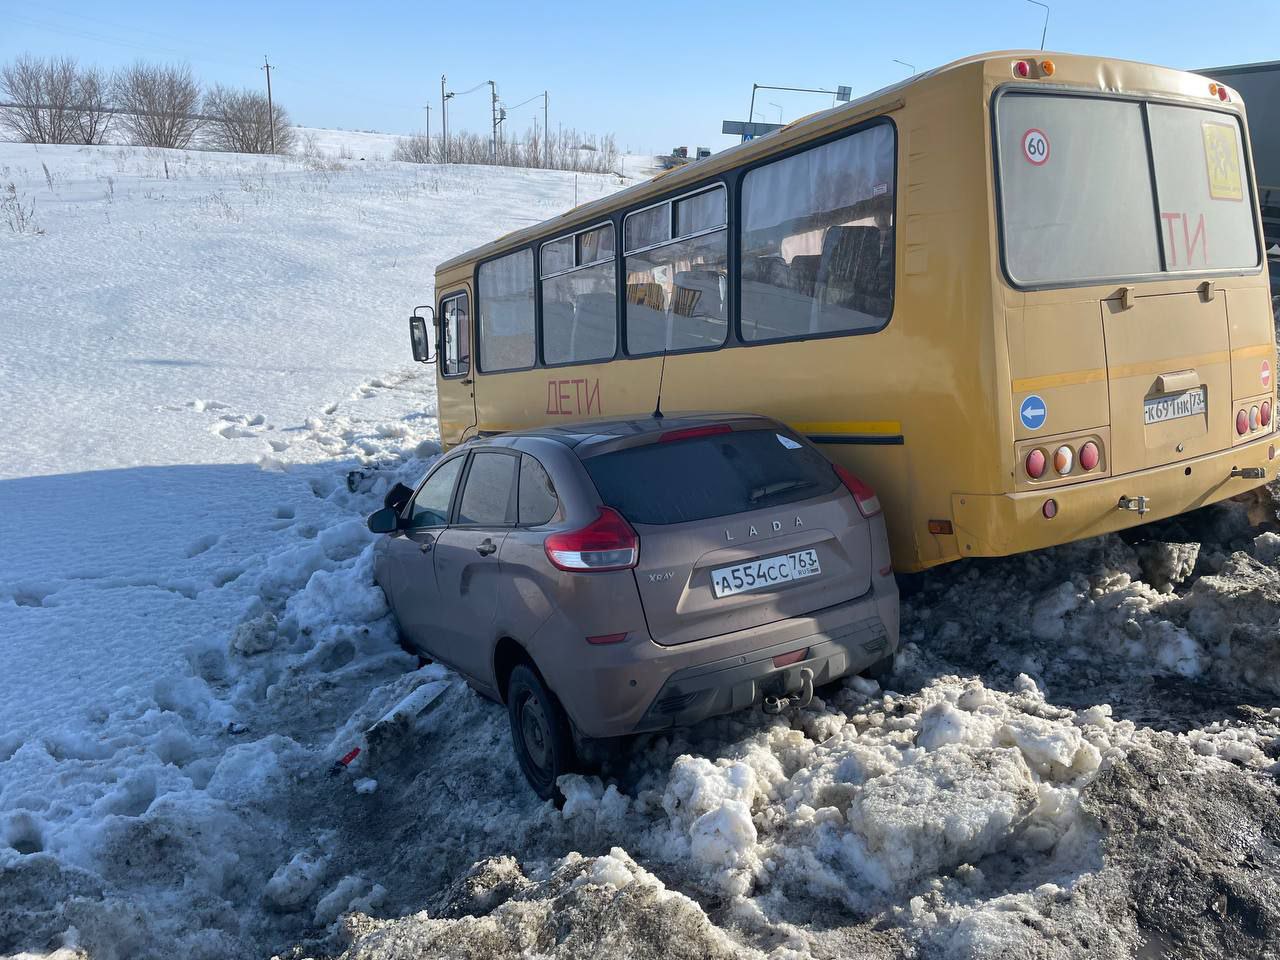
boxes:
[506,663,576,801]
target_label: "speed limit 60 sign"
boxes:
[1022,128,1050,165]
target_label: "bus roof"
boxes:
[435,49,1225,276]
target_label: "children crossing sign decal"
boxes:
[1022,128,1049,166]
[1202,121,1243,201]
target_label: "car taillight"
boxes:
[544,507,639,571]
[834,464,881,518]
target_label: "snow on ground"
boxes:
[3,134,1280,960]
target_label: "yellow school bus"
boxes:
[415,51,1276,572]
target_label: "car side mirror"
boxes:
[384,482,414,513]
[410,306,435,363]
[367,507,401,534]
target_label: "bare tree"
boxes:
[0,54,84,144]
[391,133,434,164]
[113,62,200,148]
[202,84,294,154]
[74,64,114,145]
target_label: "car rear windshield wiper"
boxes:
[748,479,818,504]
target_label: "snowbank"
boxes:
[4,137,1280,960]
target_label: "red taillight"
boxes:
[1218,85,1229,102]
[1262,402,1272,428]
[1078,441,1099,471]
[772,647,808,668]
[659,424,732,444]
[834,464,881,518]
[1015,60,1031,78]
[1237,409,1249,435]
[544,507,638,572]
[1025,448,1047,479]
[586,633,628,645]
[1042,498,1058,519]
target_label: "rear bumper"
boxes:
[542,573,899,739]
[952,431,1275,557]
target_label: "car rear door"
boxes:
[431,449,517,677]
[581,426,873,646]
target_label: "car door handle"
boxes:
[475,538,497,557]
[419,541,433,553]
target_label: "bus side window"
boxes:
[740,122,896,342]
[441,293,470,377]
[624,186,729,355]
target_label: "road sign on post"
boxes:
[836,85,852,102]
[722,120,784,142]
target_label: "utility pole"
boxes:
[262,55,275,154]
[544,90,549,168]
[423,102,430,143]
[488,80,498,160]
[441,74,449,163]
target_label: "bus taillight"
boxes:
[1237,409,1250,435]
[1079,441,1100,471]
[1025,448,1047,478]
[1262,402,1272,428]
[1053,445,1074,475]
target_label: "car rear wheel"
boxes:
[506,664,576,801]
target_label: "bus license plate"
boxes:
[712,549,821,598]
[1144,388,1206,426]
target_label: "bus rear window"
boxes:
[997,93,1260,286]
[582,428,839,525]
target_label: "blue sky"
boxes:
[3,0,1276,153]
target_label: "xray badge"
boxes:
[1020,394,1047,430]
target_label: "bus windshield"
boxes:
[997,92,1260,286]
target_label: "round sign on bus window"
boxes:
[1022,128,1050,166]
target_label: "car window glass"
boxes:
[406,456,465,529]
[456,452,517,525]
[518,454,559,525]
[583,428,839,525]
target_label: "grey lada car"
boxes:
[367,413,899,798]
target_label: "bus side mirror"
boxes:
[410,306,435,363]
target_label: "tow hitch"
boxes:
[762,667,815,715]
[1117,495,1151,516]
[1230,466,1266,480]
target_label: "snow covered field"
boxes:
[2,134,1279,960]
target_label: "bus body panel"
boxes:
[426,52,1273,572]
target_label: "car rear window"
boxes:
[582,428,840,525]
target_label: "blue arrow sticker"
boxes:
[1019,394,1047,431]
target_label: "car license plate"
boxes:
[711,549,821,598]
[1144,388,1206,425]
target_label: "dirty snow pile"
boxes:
[314,496,1280,960]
